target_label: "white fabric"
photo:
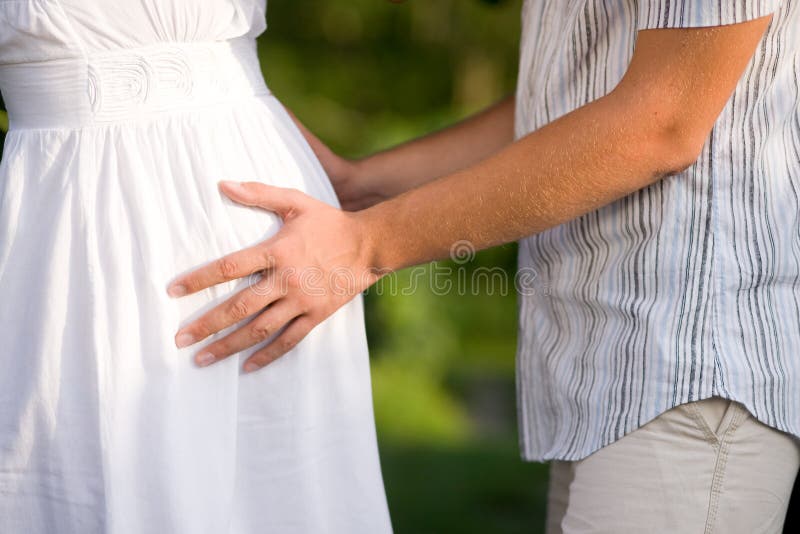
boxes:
[0,1,392,533]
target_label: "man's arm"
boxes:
[293,95,516,210]
[360,18,773,270]
[169,16,772,372]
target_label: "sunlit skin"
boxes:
[168,16,772,373]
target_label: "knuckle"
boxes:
[269,241,286,263]
[248,323,272,342]
[190,319,209,340]
[284,270,302,290]
[295,302,311,316]
[227,299,251,321]
[260,247,278,269]
[279,336,298,352]
[216,258,239,279]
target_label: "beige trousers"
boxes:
[546,397,800,534]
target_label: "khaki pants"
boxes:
[546,397,800,534]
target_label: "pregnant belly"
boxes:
[0,94,338,375]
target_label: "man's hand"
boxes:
[168,181,379,373]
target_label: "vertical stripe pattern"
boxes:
[514,0,799,461]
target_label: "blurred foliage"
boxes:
[259,0,522,158]
[382,442,549,534]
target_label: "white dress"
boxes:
[0,1,392,533]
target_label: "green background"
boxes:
[0,1,547,532]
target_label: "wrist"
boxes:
[352,204,397,280]
[349,156,391,202]
[327,152,356,183]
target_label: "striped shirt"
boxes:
[514,0,800,461]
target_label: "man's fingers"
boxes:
[219,181,306,220]
[242,316,315,373]
[174,282,281,348]
[193,300,301,367]
[167,243,274,297]
[168,182,320,298]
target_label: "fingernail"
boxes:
[243,362,260,373]
[168,284,187,298]
[196,352,216,367]
[175,332,196,348]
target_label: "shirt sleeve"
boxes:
[637,0,783,29]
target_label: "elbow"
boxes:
[654,123,709,176]
[608,89,712,178]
